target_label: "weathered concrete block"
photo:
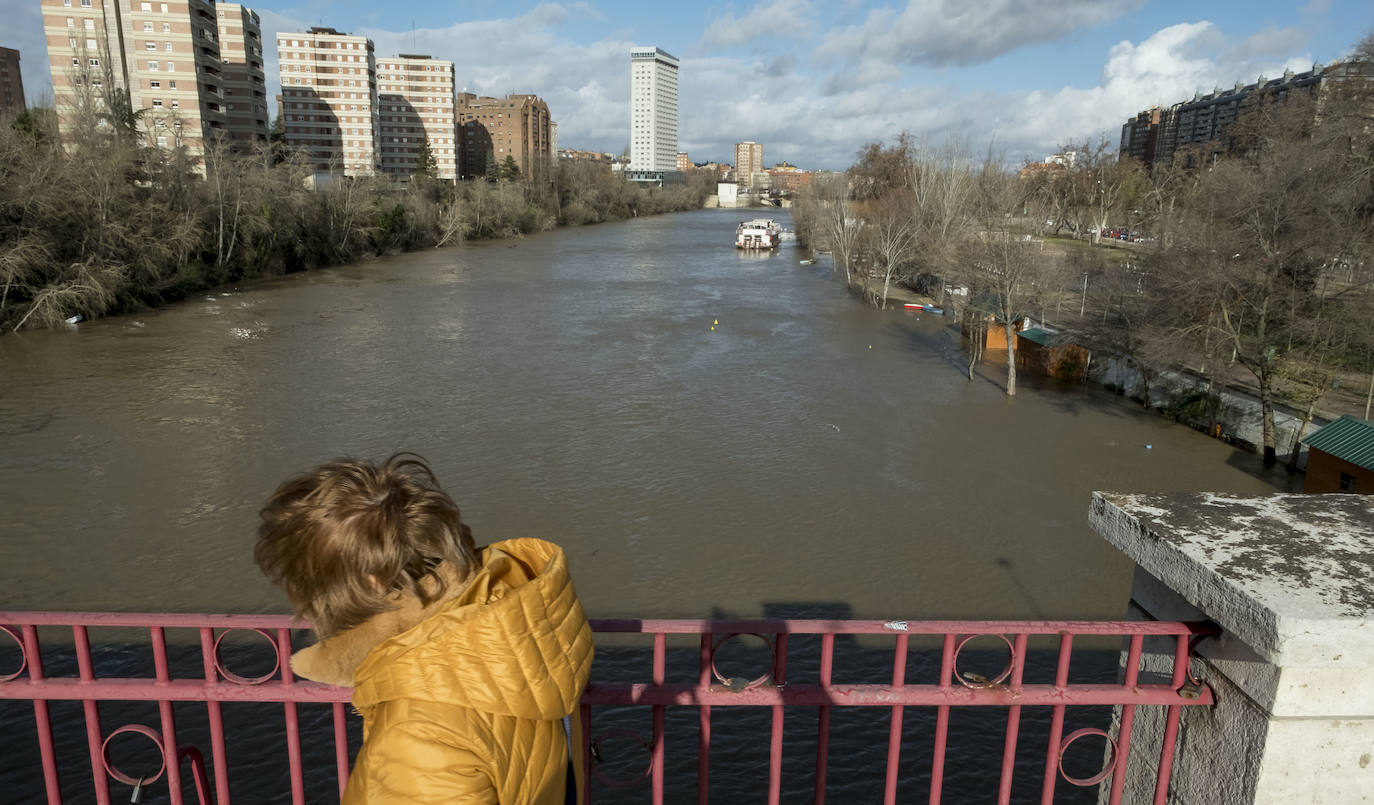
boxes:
[1091,492,1374,804]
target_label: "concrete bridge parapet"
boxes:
[1090,491,1374,803]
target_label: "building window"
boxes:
[89,58,99,67]
[141,1,151,9]
[66,17,74,27]
[146,42,156,50]
[148,61,158,70]
[80,0,90,6]
[160,3,168,12]
[156,136,168,147]
[1341,472,1357,492]
[166,42,173,51]
[166,61,174,71]
[170,100,178,108]
[168,80,176,89]
[143,21,153,31]
[162,23,169,32]
[150,80,160,88]
[152,99,162,107]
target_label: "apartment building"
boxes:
[376,54,456,179]
[734,141,763,186]
[675,152,690,171]
[215,3,267,147]
[0,46,24,119]
[629,46,678,174]
[456,92,552,180]
[1119,61,1371,171]
[277,27,379,177]
[41,0,231,156]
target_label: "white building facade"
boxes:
[377,54,457,180]
[278,27,379,177]
[629,46,678,174]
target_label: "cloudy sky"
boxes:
[6,0,1372,168]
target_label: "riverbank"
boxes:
[0,114,715,333]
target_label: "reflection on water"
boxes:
[0,208,1294,801]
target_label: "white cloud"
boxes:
[699,0,818,51]
[817,0,1144,68]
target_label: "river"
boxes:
[0,208,1296,802]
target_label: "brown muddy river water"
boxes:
[0,208,1295,802]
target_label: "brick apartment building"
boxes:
[216,3,268,147]
[277,27,379,177]
[1120,60,1371,171]
[457,92,552,180]
[0,46,24,119]
[41,0,263,158]
[734,141,763,186]
[377,54,457,179]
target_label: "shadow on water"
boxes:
[3,604,1137,804]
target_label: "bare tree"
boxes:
[865,192,917,309]
[963,152,1049,396]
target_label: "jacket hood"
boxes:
[291,538,593,721]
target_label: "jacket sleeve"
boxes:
[342,718,498,805]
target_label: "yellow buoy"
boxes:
[711,326,715,331]
[714,319,719,325]
[868,345,872,349]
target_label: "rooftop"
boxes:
[1302,415,1374,470]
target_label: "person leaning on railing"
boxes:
[254,453,593,804]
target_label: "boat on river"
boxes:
[736,219,783,249]
[903,303,945,314]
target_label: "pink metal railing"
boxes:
[0,613,1214,804]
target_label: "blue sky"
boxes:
[6,0,1372,168]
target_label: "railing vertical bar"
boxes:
[814,632,834,805]
[996,633,1030,805]
[928,633,955,805]
[698,632,711,805]
[1106,634,1145,805]
[198,627,231,805]
[652,632,666,805]
[580,702,593,805]
[150,627,185,805]
[767,633,788,805]
[1152,704,1184,805]
[22,625,64,805]
[1038,633,1074,805]
[883,633,909,805]
[276,628,306,805]
[1151,633,1192,805]
[332,702,350,799]
[73,625,112,805]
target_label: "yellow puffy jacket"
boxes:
[291,538,594,804]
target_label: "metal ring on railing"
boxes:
[0,625,26,682]
[709,633,774,691]
[589,728,654,788]
[1057,727,1118,787]
[212,628,281,685]
[953,633,1016,689]
[101,724,167,786]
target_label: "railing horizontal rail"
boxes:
[1,612,1217,636]
[0,679,1211,707]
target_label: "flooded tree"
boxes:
[963,152,1051,396]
